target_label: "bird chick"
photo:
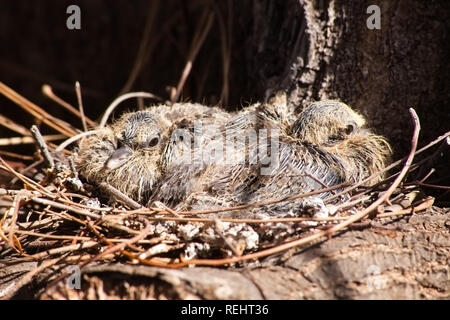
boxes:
[149,104,231,206]
[151,97,290,209]
[242,100,392,206]
[178,100,392,216]
[76,110,166,203]
[292,100,392,184]
[75,99,391,216]
[76,103,231,205]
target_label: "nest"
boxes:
[0,81,448,300]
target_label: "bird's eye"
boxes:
[147,136,159,148]
[344,122,357,135]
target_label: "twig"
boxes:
[413,182,450,190]
[13,230,92,241]
[100,182,142,209]
[0,113,31,136]
[330,195,371,214]
[6,193,24,252]
[303,172,332,190]
[26,242,101,260]
[137,97,145,110]
[68,157,79,179]
[42,84,97,127]
[130,196,432,225]
[13,229,160,245]
[7,160,43,186]
[0,81,79,137]
[0,134,64,147]
[30,125,54,169]
[79,219,151,268]
[214,1,232,106]
[213,218,241,256]
[54,130,101,153]
[29,198,99,219]
[0,157,52,196]
[419,168,436,183]
[143,183,348,216]
[0,150,34,161]
[75,82,88,132]
[170,10,215,103]
[29,197,141,235]
[119,1,160,94]
[152,201,181,217]
[15,216,58,229]
[0,188,41,197]
[377,196,434,217]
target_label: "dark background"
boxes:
[0,1,262,122]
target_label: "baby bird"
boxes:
[76,99,391,216]
[148,96,290,208]
[76,110,163,203]
[75,103,230,204]
[251,101,391,203]
[177,100,392,214]
[291,100,391,184]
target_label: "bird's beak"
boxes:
[104,146,132,170]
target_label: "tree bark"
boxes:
[238,0,450,159]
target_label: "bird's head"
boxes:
[292,100,367,146]
[76,110,168,203]
[105,111,164,171]
[292,101,392,183]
